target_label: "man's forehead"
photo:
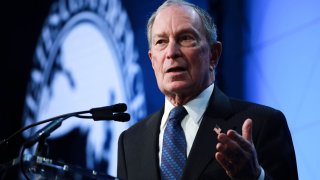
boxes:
[156,4,197,21]
[152,5,201,34]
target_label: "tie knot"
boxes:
[168,106,188,123]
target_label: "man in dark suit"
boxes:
[117,0,298,179]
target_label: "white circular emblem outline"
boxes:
[23,0,146,129]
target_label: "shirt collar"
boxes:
[161,83,214,129]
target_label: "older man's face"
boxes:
[148,5,216,98]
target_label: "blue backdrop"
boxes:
[244,0,320,179]
[1,0,319,179]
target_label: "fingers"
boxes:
[216,133,243,164]
[223,118,253,151]
[215,151,235,176]
[226,131,252,152]
[215,137,243,177]
[215,119,253,154]
[242,118,253,142]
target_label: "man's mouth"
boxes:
[166,67,186,73]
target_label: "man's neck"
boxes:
[166,83,214,106]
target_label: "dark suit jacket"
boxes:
[117,87,298,180]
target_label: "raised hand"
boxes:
[215,119,261,179]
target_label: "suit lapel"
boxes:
[141,107,164,180]
[182,87,233,180]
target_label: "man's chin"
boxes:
[164,83,192,94]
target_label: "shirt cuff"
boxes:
[257,166,265,180]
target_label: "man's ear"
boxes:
[148,50,155,69]
[209,41,222,69]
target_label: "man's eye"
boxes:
[154,39,169,50]
[155,39,167,45]
[156,40,164,44]
[181,35,193,41]
[179,35,196,46]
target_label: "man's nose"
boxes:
[166,41,181,59]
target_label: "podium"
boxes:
[1,154,118,179]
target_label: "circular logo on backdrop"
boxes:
[23,0,146,175]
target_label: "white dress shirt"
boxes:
[159,83,214,164]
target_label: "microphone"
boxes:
[90,103,127,114]
[2,103,131,148]
[113,113,130,122]
[90,103,127,112]
[90,103,130,121]
[91,112,130,122]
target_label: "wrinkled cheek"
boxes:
[154,70,164,86]
[151,61,160,76]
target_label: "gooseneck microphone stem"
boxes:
[0,103,130,148]
[0,110,89,147]
[23,116,69,148]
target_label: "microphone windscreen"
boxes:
[90,103,127,114]
[111,103,127,112]
[113,113,130,122]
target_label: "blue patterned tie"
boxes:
[161,106,188,180]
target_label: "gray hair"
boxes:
[147,0,218,49]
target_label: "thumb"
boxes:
[242,118,253,142]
